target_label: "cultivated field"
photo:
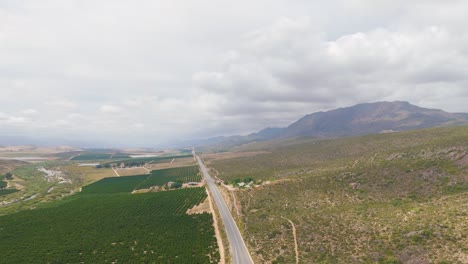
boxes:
[0,161,219,263]
[70,153,131,161]
[209,126,468,263]
[0,187,219,263]
[82,166,201,194]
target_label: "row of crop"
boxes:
[100,154,193,167]
[136,166,201,190]
[70,153,131,161]
[82,166,201,194]
[81,175,148,194]
[0,188,218,264]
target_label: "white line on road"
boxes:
[195,153,253,264]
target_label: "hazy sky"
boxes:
[1,0,468,147]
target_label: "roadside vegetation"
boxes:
[208,125,468,263]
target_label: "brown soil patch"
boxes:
[115,167,148,176]
[145,157,196,170]
[63,166,115,182]
[186,197,211,215]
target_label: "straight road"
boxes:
[195,155,254,264]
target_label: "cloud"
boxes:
[194,17,468,118]
[99,105,122,114]
[1,0,468,146]
[22,109,38,115]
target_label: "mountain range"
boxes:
[191,101,468,148]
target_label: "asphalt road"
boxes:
[196,155,254,264]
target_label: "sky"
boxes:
[1,0,468,147]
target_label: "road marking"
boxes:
[195,153,254,264]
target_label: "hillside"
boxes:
[194,101,468,150]
[205,125,468,263]
[282,101,468,138]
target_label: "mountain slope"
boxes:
[283,101,468,138]
[208,125,468,263]
[193,101,468,149]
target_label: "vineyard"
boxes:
[82,166,201,194]
[101,154,193,167]
[70,153,131,161]
[0,186,219,263]
[81,174,148,194]
[137,166,201,190]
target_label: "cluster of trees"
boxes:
[4,172,13,180]
[0,173,13,189]
[170,181,183,189]
[231,176,255,185]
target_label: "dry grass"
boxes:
[209,126,468,263]
[186,197,211,214]
[114,167,149,176]
[202,151,269,163]
[145,157,196,170]
[60,165,115,184]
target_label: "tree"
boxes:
[171,182,183,189]
[5,172,13,180]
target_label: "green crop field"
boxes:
[81,174,149,194]
[0,185,219,263]
[137,166,201,189]
[83,166,201,194]
[70,153,132,161]
[102,154,193,167]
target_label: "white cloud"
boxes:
[99,105,122,114]
[22,109,38,115]
[1,0,468,146]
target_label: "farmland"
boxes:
[82,166,201,194]
[138,166,201,189]
[208,125,468,263]
[0,156,219,263]
[70,153,131,161]
[0,187,219,263]
[81,174,148,194]
[101,154,193,167]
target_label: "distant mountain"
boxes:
[191,101,468,149]
[281,101,468,138]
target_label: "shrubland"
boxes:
[208,126,468,263]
